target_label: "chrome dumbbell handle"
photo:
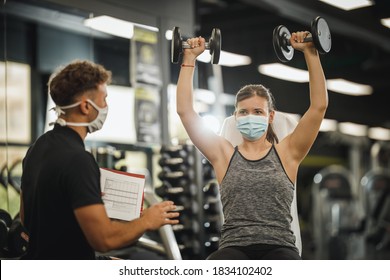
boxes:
[182,42,211,49]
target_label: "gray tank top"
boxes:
[219,145,296,249]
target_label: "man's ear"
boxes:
[79,99,90,115]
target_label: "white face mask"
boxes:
[51,99,108,133]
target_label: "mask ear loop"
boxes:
[86,99,107,112]
[52,118,67,126]
[51,106,65,116]
[49,101,82,126]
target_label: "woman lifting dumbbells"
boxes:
[175,25,328,259]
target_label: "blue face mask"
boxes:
[236,115,268,141]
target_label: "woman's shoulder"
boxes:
[274,136,291,156]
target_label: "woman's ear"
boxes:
[269,110,275,124]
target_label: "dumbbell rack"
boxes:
[0,209,29,259]
[157,144,222,259]
[90,146,127,171]
[201,157,223,258]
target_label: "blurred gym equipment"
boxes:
[312,165,365,259]
[360,141,390,259]
[0,209,29,259]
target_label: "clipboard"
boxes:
[100,168,145,221]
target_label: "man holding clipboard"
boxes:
[19,60,179,260]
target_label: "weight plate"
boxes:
[273,25,293,62]
[8,221,29,257]
[0,209,12,226]
[171,27,182,64]
[311,16,331,54]
[0,209,12,249]
[210,28,221,64]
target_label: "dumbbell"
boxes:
[0,210,29,258]
[155,181,197,198]
[158,156,194,168]
[171,196,200,214]
[160,144,192,159]
[172,219,200,234]
[204,235,219,254]
[7,217,29,258]
[204,217,222,234]
[158,169,195,183]
[272,16,331,62]
[171,26,221,64]
[0,209,12,250]
[203,181,219,197]
[203,198,221,215]
[177,239,201,255]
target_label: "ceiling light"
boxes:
[320,119,338,132]
[84,15,134,39]
[327,79,373,96]
[339,122,367,137]
[165,29,173,40]
[258,63,309,83]
[218,51,252,67]
[134,23,159,33]
[381,18,390,29]
[165,31,251,67]
[196,52,212,63]
[319,0,374,11]
[368,127,390,141]
[197,51,251,67]
[258,65,374,95]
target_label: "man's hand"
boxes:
[140,201,180,231]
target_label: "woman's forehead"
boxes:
[237,95,268,109]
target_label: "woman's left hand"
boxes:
[290,31,316,54]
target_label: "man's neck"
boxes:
[68,125,88,140]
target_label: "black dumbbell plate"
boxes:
[210,28,221,64]
[273,25,294,62]
[311,16,331,54]
[171,27,182,64]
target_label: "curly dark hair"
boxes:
[48,60,112,106]
[235,84,279,144]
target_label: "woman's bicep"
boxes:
[287,108,324,162]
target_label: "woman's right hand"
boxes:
[182,36,206,64]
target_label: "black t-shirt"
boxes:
[21,125,103,259]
